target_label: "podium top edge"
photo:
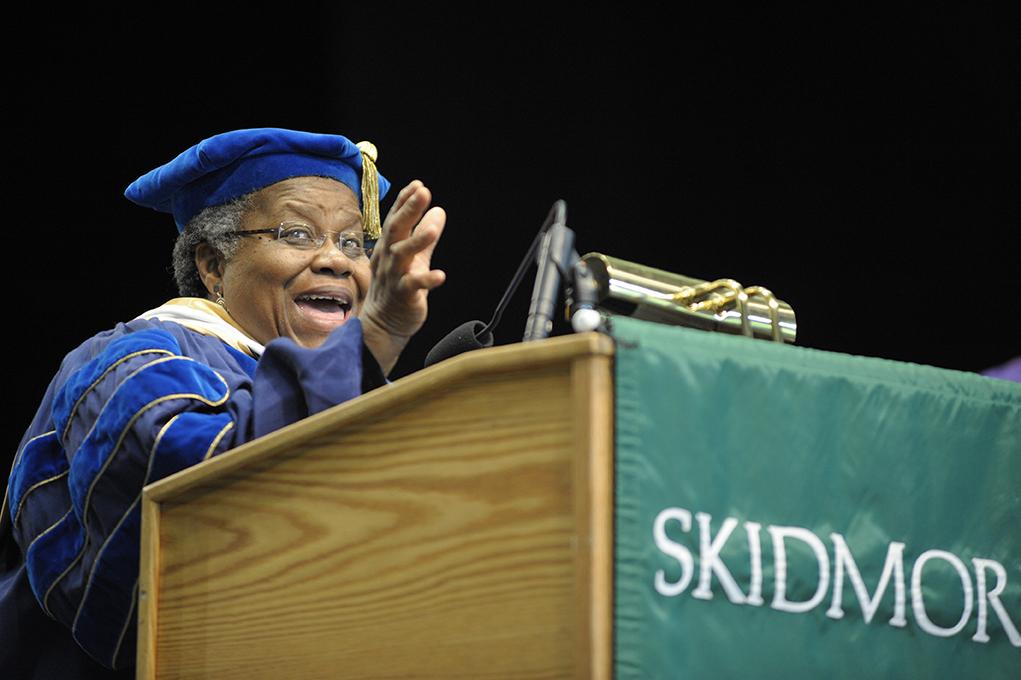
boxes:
[143,332,614,503]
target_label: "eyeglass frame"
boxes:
[227,221,376,259]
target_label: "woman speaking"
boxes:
[2,128,446,678]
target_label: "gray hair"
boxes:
[171,195,254,297]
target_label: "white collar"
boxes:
[135,298,265,357]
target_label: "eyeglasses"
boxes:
[228,222,375,259]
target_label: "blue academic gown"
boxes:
[1,313,385,678]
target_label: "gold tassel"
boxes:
[356,140,381,241]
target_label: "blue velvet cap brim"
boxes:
[123,128,391,232]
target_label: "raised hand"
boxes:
[358,180,446,374]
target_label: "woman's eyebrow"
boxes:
[277,201,363,230]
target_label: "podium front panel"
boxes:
[139,336,614,680]
[612,317,1020,679]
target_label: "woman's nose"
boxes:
[309,238,356,278]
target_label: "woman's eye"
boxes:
[280,226,315,243]
[340,235,364,250]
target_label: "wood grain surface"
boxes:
[139,334,614,679]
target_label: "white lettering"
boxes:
[826,534,907,627]
[692,513,747,604]
[911,550,973,638]
[653,507,695,597]
[745,522,764,606]
[769,525,830,614]
[650,505,1016,649]
[971,558,1021,647]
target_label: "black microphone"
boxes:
[523,201,572,341]
[424,320,494,367]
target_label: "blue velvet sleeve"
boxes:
[252,317,386,438]
[5,317,381,671]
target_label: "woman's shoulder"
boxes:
[18,316,255,452]
[59,316,256,378]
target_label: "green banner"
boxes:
[612,317,1020,679]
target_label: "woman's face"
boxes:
[216,176,370,348]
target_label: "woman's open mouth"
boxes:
[294,293,353,328]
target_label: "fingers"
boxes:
[380,180,431,247]
[387,179,425,216]
[400,268,447,293]
[366,180,446,308]
[387,207,446,260]
[391,210,446,293]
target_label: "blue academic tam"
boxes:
[124,127,392,231]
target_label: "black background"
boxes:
[5,6,1018,470]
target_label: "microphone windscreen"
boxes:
[424,320,494,367]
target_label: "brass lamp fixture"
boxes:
[580,253,796,343]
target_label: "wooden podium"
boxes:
[137,333,615,680]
